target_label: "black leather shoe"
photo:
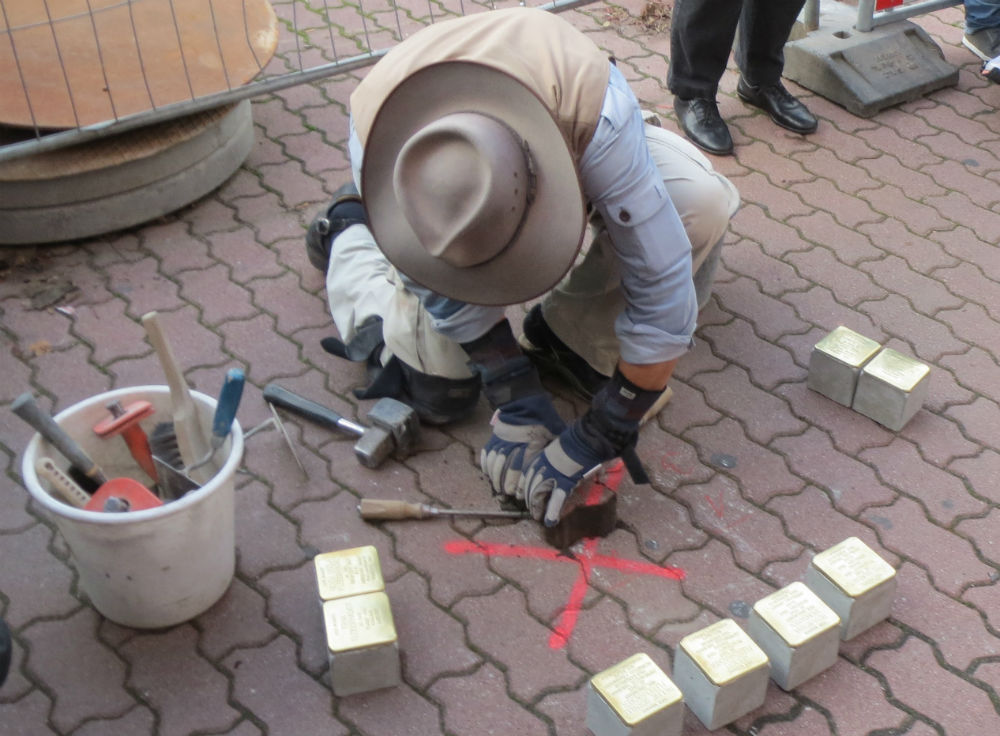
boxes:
[305,181,366,272]
[737,78,818,134]
[673,97,733,155]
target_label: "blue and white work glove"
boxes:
[462,320,566,502]
[522,368,661,526]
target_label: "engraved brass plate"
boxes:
[753,582,840,647]
[814,326,882,368]
[315,545,384,601]
[861,348,930,392]
[591,653,682,726]
[679,619,769,686]
[323,592,397,652]
[812,537,895,598]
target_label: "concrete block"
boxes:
[852,347,930,431]
[672,619,770,730]
[784,3,958,118]
[748,582,841,690]
[324,591,401,696]
[806,537,897,641]
[807,326,881,407]
[586,653,683,736]
[314,545,384,602]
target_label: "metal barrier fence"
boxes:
[0,0,595,164]
[801,0,961,32]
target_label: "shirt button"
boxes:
[619,208,631,222]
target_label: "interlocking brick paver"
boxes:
[787,246,888,306]
[454,585,586,701]
[730,204,813,258]
[900,409,981,467]
[666,539,775,618]
[22,609,134,732]
[700,318,803,390]
[120,626,241,736]
[71,706,157,735]
[0,523,78,628]
[767,486,899,563]
[691,364,807,444]
[865,495,994,596]
[790,178,882,230]
[686,416,805,504]
[429,663,550,736]
[388,571,482,689]
[797,659,908,736]
[208,229,286,284]
[773,428,896,515]
[713,276,810,341]
[786,209,883,265]
[868,636,1000,734]
[893,562,1000,671]
[0,690,58,736]
[677,475,803,572]
[860,438,987,526]
[178,263,257,327]
[337,683,444,736]
[725,171,808,222]
[941,345,1000,399]
[957,508,1000,565]
[756,707,833,736]
[223,636,347,735]
[196,577,278,660]
[720,238,812,296]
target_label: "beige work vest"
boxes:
[349,7,610,158]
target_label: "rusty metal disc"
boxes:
[0,0,278,129]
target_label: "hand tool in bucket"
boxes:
[262,383,418,469]
[34,456,91,508]
[142,311,212,490]
[84,476,164,513]
[12,392,107,494]
[92,399,158,482]
[186,368,244,474]
[150,369,244,499]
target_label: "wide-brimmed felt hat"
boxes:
[361,61,587,306]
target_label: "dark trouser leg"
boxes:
[668,0,743,100]
[734,0,807,86]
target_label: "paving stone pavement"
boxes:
[2,2,1000,734]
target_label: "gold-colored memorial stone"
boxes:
[586,653,684,736]
[852,348,930,431]
[323,591,401,696]
[314,545,384,601]
[806,537,897,640]
[672,619,770,730]
[807,326,882,407]
[748,582,841,690]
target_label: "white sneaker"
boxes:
[963,28,1000,61]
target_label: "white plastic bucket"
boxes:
[20,385,243,629]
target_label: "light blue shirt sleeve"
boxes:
[578,64,698,365]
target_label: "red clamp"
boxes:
[93,400,158,482]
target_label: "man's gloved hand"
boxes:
[481,393,566,501]
[522,368,662,525]
[462,320,565,501]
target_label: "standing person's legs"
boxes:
[733,0,817,134]
[668,0,744,155]
[538,124,739,378]
[733,0,806,85]
[668,0,742,100]
[963,0,1000,61]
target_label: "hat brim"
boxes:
[361,62,586,307]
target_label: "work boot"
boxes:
[518,304,673,424]
[305,182,366,272]
[518,304,610,400]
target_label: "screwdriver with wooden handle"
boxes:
[358,498,528,521]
